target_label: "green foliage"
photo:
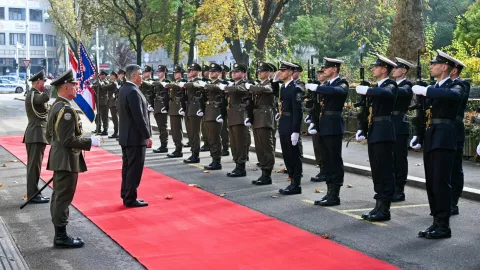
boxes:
[454,0,480,48]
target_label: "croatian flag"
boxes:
[74,42,97,122]
[68,47,78,79]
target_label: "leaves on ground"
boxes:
[188,184,200,188]
[287,177,291,181]
[321,233,331,239]
[219,193,226,197]
[10,159,18,163]
[315,189,322,193]
[271,195,278,198]
[2,163,8,167]
[165,195,173,200]
[23,195,27,200]
[203,170,210,173]
[346,184,353,188]
[0,183,4,187]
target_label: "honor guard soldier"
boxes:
[355,54,398,221]
[203,64,227,170]
[94,70,109,135]
[140,65,155,133]
[220,64,231,156]
[107,71,119,138]
[118,69,126,87]
[222,63,250,177]
[165,65,187,158]
[245,62,276,185]
[389,58,414,202]
[200,64,211,152]
[449,58,469,216]
[152,65,171,153]
[411,50,463,239]
[23,70,51,203]
[306,57,349,206]
[46,70,102,248]
[183,63,204,163]
[277,61,303,195]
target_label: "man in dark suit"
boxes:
[118,64,152,208]
[23,70,51,203]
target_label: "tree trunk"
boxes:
[174,6,183,65]
[187,0,200,65]
[386,0,425,64]
[136,31,142,65]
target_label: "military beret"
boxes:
[51,69,76,86]
[29,70,47,82]
[257,62,274,72]
[188,63,202,71]
[99,70,108,76]
[118,69,126,75]
[158,65,168,72]
[209,63,222,72]
[232,63,247,72]
[173,65,185,73]
[143,65,153,73]
[371,54,397,69]
[279,61,299,71]
[292,63,303,72]
[323,57,344,68]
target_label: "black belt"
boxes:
[392,111,406,116]
[431,118,453,125]
[322,111,342,116]
[456,116,463,121]
[372,116,391,122]
[282,111,292,116]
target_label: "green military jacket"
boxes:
[140,78,155,106]
[225,79,249,126]
[250,79,275,129]
[46,97,91,172]
[23,87,50,144]
[166,79,187,116]
[204,79,224,122]
[152,78,170,114]
[185,77,202,116]
[106,80,119,108]
[94,79,109,106]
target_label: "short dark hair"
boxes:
[125,64,142,80]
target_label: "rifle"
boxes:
[20,177,54,209]
[408,49,428,148]
[245,60,254,124]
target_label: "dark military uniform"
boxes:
[224,63,250,177]
[47,70,92,248]
[94,70,109,135]
[184,63,204,163]
[106,71,119,138]
[166,65,187,157]
[139,75,155,135]
[200,66,211,151]
[152,65,171,153]
[23,70,50,203]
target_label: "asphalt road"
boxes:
[1,93,480,270]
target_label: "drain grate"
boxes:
[0,217,29,270]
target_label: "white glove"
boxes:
[244,118,252,127]
[219,84,227,91]
[305,83,319,91]
[410,136,422,149]
[196,109,204,117]
[272,71,281,82]
[245,83,252,90]
[194,81,207,88]
[476,142,480,156]
[291,132,299,146]
[160,82,167,87]
[178,108,185,116]
[160,107,167,114]
[355,130,366,142]
[216,115,223,123]
[355,85,369,95]
[147,105,154,112]
[412,85,428,96]
[304,115,312,124]
[178,82,186,88]
[228,81,234,86]
[307,123,317,135]
[91,135,104,147]
[275,113,280,121]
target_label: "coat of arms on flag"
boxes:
[72,42,97,123]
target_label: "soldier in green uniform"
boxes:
[222,63,250,177]
[107,71,119,138]
[165,65,187,158]
[200,65,211,152]
[221,65,231,156]
[183,63,204,163]
[203,64,227,170]
[46,70,102,248]
[152,65,171,153]
[246,62,276,185]
[140,65,155,135]
[23,70,51,203]
[94,70,109,135]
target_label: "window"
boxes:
[0,7,5,20]
[9,8,25,20]
[0,33,5,45]
[30,9,42,22]
[9,33,26,45]
[30,34,43,46]
[45,35,56,47]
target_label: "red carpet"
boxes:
[0,135,397,270]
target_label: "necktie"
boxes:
[435,83,439,88]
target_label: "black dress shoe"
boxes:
[366,201,391,221]
[167,151,183,158]
[200,145,210,152]
[425,228,451,239]
[227,168,246,177]
[256,162,261,167]
[108,133,119,139]
[153,146,169,153]
[392,192,405,202]
[184,142,191,147]
[279,185,302,195]
[100,131,108,136]
[222,150,230,156]
[54,235,85,248]
[418,223,437,238]
[316,196,340,207]
[361,200,382,220]
[204,162,222,170]
[184,155,200,163]
[30,195,50,204]
[451,205,459,215]
[125,200,149,207]
[253,177,272,185]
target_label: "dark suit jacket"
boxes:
[315,77,349,136]
[118,82,151,146]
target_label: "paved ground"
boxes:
[2,93,480,270]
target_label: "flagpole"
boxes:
[65,37,69,72]
[95,28,100,72]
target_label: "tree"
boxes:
[454,1,480,48]
[386,0,425,63]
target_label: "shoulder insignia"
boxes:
[296,92,303,102]
[385,83,396,91]
[339,83,348,90]
[64,112,72,120]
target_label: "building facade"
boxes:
[0,0,57,78]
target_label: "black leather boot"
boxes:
[153,143,168,153]
[184,153,200,163]
[222,149,230,156]
[317,185,341,206]
[227,163,246,177]
[204,159,222,170]
[418,217,439,237]
[314,184,332,205]
[425,217,451,239]
[279,184,302,195]
[200,144,210,152]
[167,146,183,158]
[451,195,460,215]
[253,170,272,185]
[392,185,405,202]
[108,133,118,139]
[184,141,191,147]
[53,226,84,248]
[366,201,391,221]
[100,130,108,136]
[361,200,382,220]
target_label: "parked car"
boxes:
[0,79,25,93]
